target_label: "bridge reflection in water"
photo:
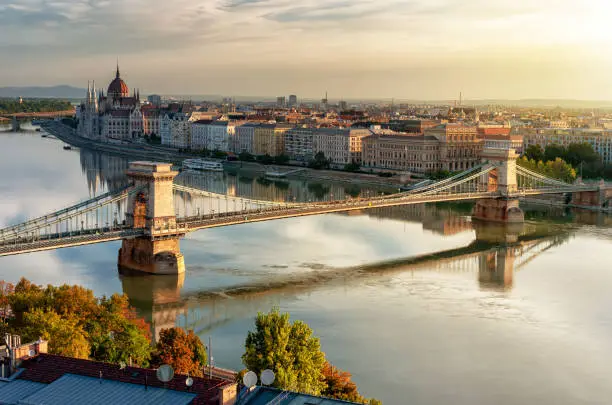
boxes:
[119,210,570,342]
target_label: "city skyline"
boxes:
[2,0,612,100]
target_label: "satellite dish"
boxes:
[119,361,127,370]
[28,349,36,357]
[242,370,257,388]
[260,369,275,386]
[186,376,193,387]
[156,364,174,383]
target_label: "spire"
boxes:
[116,58,120,79]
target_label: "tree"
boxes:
[544,144,567,162]
[22,309,90,359]
[308,152,331,170]
[274,154,290,165]
[565,142,599,166]
[242,308,326,395]
[524,144,544,162]
[239,151,255,162]
[152,327,207,377]
[344,161,360,172]
[322,362,365,402]
[86,294,151,367]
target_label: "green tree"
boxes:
[544,144,567,162]
[86,294,151,367]
[565,142,599,166]
[22,309,90,359]
[523,144,544,162]
[274,154,290,165]
[308,152,331,170]
[242,308,326,395]
[239,151,255,162]
[344,161,360,172]
[152,327,207,377]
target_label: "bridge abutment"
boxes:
[118,162,185,275]
[472,198,524,223]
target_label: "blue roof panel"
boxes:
[17,374,197,405]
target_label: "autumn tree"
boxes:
[152,327,207,377]
[321,362,382,404]
[242,308,326,395]
[22,309,90,359]
[86,294,151,367]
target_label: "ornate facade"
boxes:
[78,65,147,141]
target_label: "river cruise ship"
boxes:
[182,159,224,172]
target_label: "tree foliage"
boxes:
[22,309,90,359]
[523,144,544,162]
[0,98,72,114]
[518,156,576,183]
[308,152,331,170]
[4,278,151,367]
[152,327,207,377]
[242,308,326,395]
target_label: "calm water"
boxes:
[2,131,612,404]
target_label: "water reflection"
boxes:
[120,206,571,341]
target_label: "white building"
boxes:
[160,112,192,149]
[284,127,315,162]
[236,122,258,154]
[313,128,372,168]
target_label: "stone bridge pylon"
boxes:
[118,162,185,275]
[473,146,525,223]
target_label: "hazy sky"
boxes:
[1,0,612,100]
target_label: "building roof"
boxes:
[0,379,46,404]
[17,374,196,405]
[239,386,363,405]
[18,354,231,405]
[108,65,129,97]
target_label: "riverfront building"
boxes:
[521,128,612,164]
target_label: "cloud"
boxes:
[1,0,611,99]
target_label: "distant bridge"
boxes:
[0,146,608,273]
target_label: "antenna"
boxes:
[261,369,275,386]
[243,370,257,388]
[156,364,174,383]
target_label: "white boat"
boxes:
[182,159,224,172]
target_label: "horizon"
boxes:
[2,0,611,101]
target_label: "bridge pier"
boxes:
[118,162,185,275]
[473,144,524,223]
[472,198,524,223]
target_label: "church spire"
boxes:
[116,59,120,79]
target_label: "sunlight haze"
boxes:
[2,0,611,99]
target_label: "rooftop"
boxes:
[238,386,364,405]
[13,353,233,405]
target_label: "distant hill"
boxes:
[0,85,85,99]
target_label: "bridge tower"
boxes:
[473,143,524,223]
[118,162,185,275]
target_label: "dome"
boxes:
[107,64,129,97]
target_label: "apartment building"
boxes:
[313,128,372,168]
[361,135,441,173]
[521,128,612,163]
[253,123,293,156]
[284,127,315,162]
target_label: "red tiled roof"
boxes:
[19,354,231,405]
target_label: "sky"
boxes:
[1,0,612,100]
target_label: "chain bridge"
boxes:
[0,145,607,274]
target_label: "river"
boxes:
[2,130,612,404]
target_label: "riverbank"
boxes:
[41,121,406,188]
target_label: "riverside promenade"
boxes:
[40,122,406,188]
